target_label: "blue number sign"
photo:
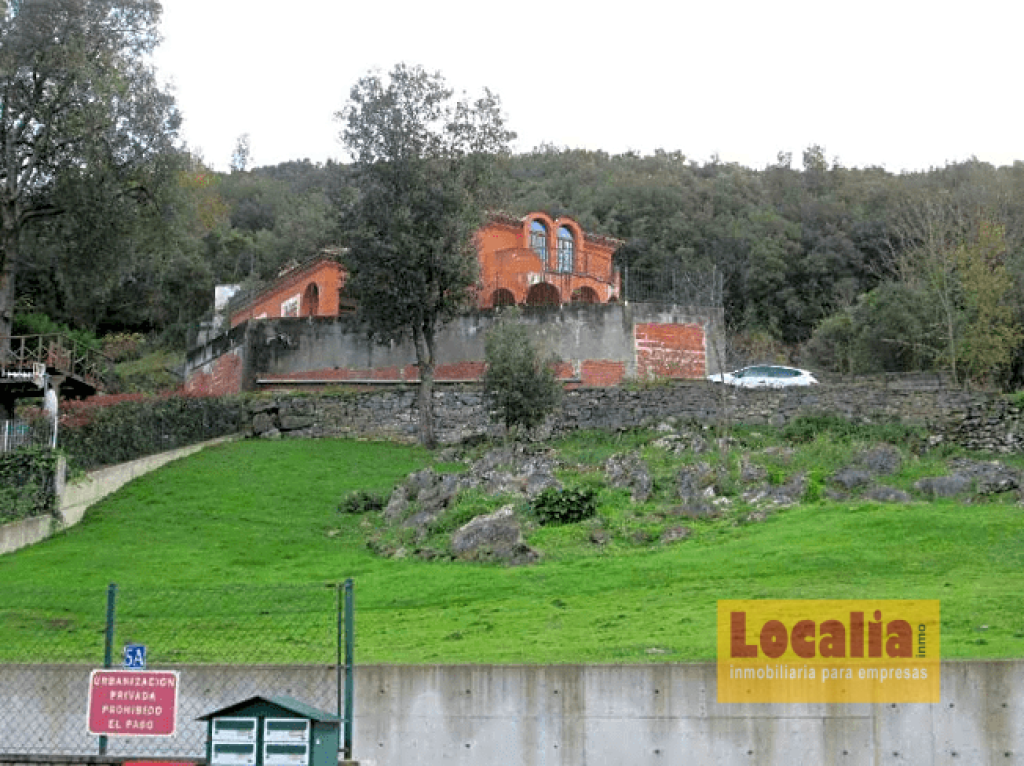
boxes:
[123,644,147,669]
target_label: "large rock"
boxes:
[450,505,538,565]
[677,462,718,500]
[859,444,903,476]
[252,411,276,435]
[946,458,1020,495]
[605,452,654,503]
[384,485,410,522]
[829,443,903,492]
[466,448,561,499]
[742,472,808,510]
[914,474,972,499]
[830,467,874,491]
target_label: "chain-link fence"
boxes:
[622,264,723,308]
[0,581,354,758]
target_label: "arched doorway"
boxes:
[525,282,560,306]
[571,286,599,304]
[303,282,320,317]
[490,288,516,308]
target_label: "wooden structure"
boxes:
[0,334,112,415]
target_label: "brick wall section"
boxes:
[184,349,243,396]
[635,322,706,378]
[259,366,403,382]
[580,360,626,386]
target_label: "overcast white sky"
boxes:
[151,0,1024,173]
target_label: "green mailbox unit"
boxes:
[198,695,341,766]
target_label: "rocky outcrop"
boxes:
[914,458,1020,499]
[450,505,538,565]
[604,452,653,502]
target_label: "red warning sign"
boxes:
[87,669,179,736]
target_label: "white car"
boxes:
[710,365,819,388]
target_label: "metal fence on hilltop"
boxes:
[621,264,724,308]
[0,581,355,759]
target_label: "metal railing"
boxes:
[481,266,621,307]
[0,417,56,452]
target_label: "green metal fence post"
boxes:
[99,582,117,755]
[343,578,354,761]
[335,583,342,721]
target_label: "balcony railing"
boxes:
[0,334,113,391]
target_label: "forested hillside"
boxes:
[14,145,1024,387]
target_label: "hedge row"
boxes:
[55,393,246,471]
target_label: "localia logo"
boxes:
[717,599,940,703]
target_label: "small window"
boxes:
[280,294,300,318]
[530,220,548,260]
[557,226,574,273]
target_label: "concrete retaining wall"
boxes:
[184,303,727,394]
[0,437,238,556]
[2,662,1022,765]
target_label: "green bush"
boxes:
[338,489,387,514]
[483,310,562,434]
[780,415,923,446]
[0,447,60,523]
[531,487,598,526]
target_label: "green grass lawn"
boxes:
[1,434,1023,664]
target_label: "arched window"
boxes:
[530,220,548,261]
[557,226,574,273]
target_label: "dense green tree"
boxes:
[954,221,1022,386]
[337,64,514,447]
[0,0,180,339]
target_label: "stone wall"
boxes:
[242,380,1024,453]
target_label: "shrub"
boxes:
[338,490,387,514]
[12,312,101,352]
[57,393,244,470]
[780,415,923,446]
[102,332,148,363]
[531,487,598,526]
[483,310,562,435]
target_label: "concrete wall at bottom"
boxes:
[3,662,1023,766]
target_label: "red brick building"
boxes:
[228,214,621,326]
[187,213,721,396]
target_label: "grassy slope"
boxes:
[1,437,1023,663]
